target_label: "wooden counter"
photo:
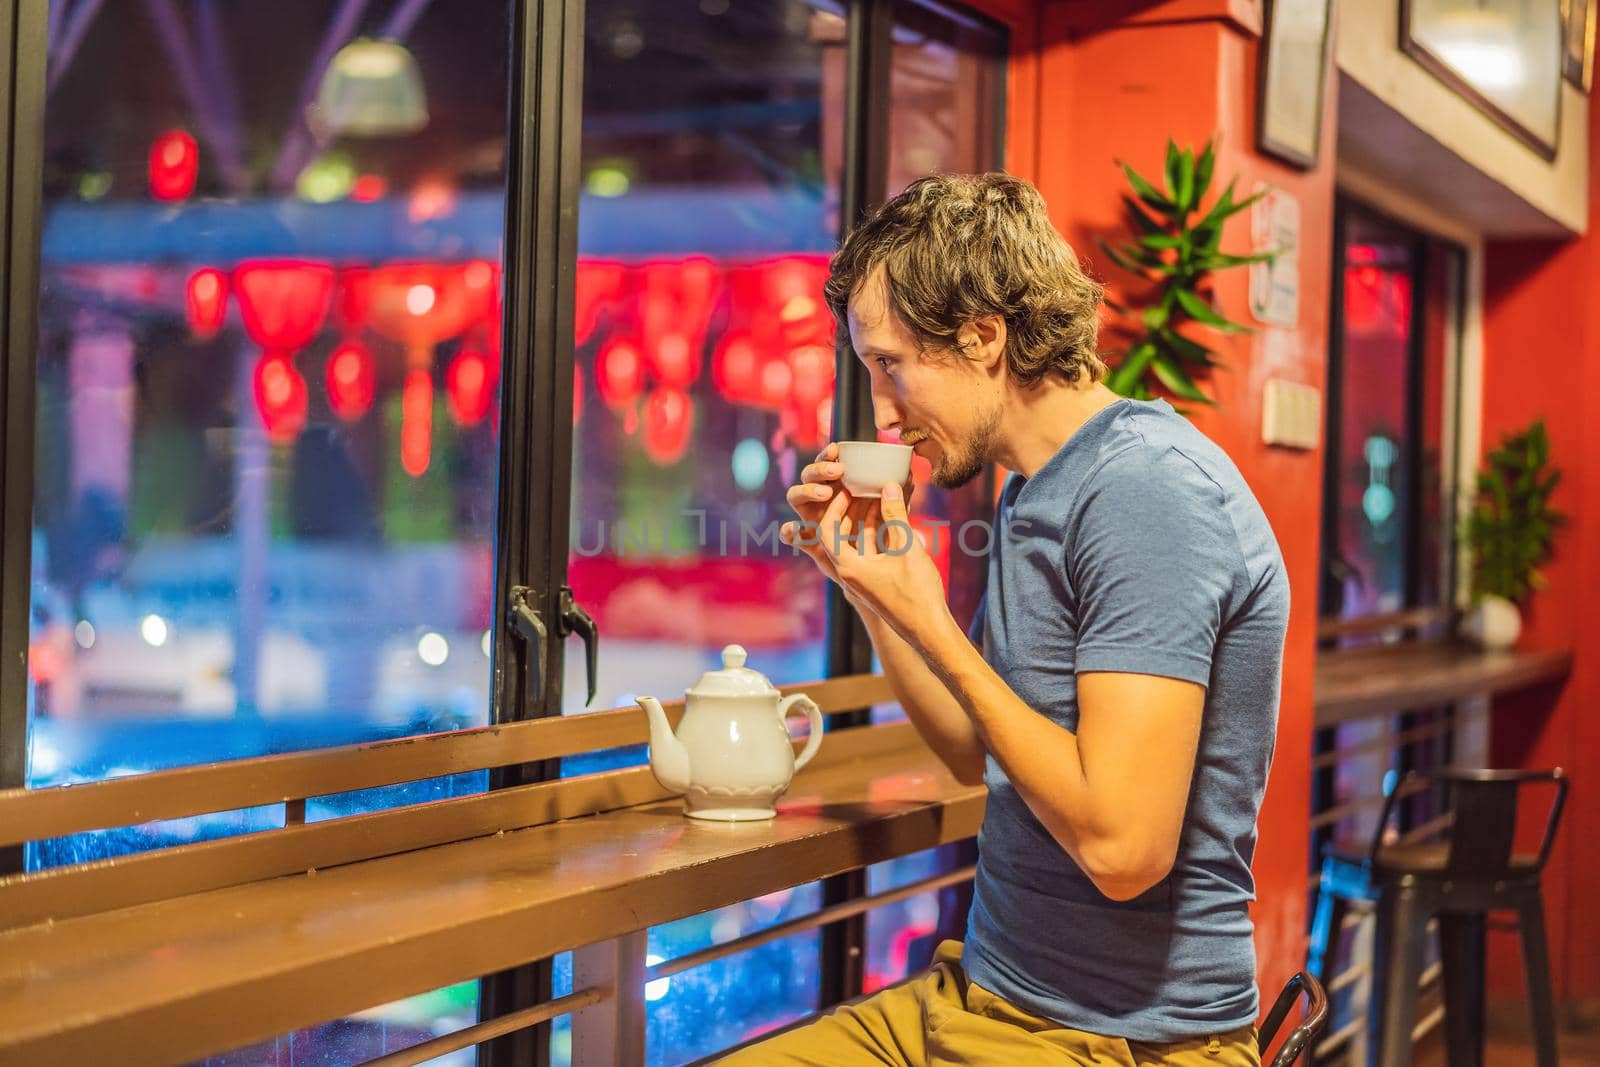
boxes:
[0,720,983,1066]
[1314,640,1573,727]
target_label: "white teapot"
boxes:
[638,644,823,821]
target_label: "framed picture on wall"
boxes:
[1257,0,1336,169]
[1402,0,1564,159]
[1561,0,1595,90]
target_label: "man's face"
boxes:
[845,266,1001,491]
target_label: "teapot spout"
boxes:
[638,695,692,794]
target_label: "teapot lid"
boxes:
[687,644,779,698]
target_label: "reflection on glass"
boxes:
[559,3,842,1056]
[550,884,824,1066]
[563,0,847,746]
[1329,216,1417,619]
[194,979,479,1067]
[864,848,946,992]
[27,0,512,1051]
[1326,209,1463,623]
[886,0,1005,197]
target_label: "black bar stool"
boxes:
[1307,767,1568,1067]
[1258,971,1330,1065]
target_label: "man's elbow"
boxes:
[947,756,986,787]
[1078,840,1176,902]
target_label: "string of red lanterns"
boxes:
[168,253,837,470]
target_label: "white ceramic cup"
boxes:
[835,441,913,499]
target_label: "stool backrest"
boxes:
[1258,971,1329,1066]
[1370,768,1568,877]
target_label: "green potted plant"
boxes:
[1461,419,1564,650]
[1098,137,1275,408]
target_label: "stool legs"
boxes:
[1515,889,1559,1067]
[1439,912,1485,1067]
[1308,887,1349,985]
[1369,879,1428,1067]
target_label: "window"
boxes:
[5,1,1008,1062]
[1320,200,1466,623]
[26,0,512,851]
[23,0,516,1051]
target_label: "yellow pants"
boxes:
[717,942,1260,1066]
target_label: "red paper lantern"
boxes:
[650,331,698,389]
[402,370,433,477]
[149,129,199,202]
[325,341,376,421]
[761,256,832,347]
[596,336,646,409]
[232,260,336,354]
[575,260,626,347]
[638,257,720,384]
[185,268,229,339]
[758,359,792,409]
[369,262,495,371]
[642,387,693,465]
[712,332,761,402]
[352,175,387,202]
[336,267,375,333]
[788,344,835,405]
[446,347,497,426]
[253,353,309,443]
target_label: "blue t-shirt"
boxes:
[963,397,1290,1041]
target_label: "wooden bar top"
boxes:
[1314,640,1573,727]
[0,721,983,1066]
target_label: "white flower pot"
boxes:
[1461,595,1522,651]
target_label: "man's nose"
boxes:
[870,387,901,435]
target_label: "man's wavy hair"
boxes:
[824,173,1105,387]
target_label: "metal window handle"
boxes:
[558,586,599,707]
[506,585,600,709]
[507,585,548,708]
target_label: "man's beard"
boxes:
[930,402,1001,490]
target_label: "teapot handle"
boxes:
[778,694,824,771]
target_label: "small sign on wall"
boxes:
[1250,185,1300,327]
[1261,378,1321,450]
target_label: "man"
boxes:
[738,174,1289,1065]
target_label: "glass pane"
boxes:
[1324,206,1463,623]
[1327,212,1419,619]
[562,0,849,777]
[28,3,512,851]
[27,0,513,1054]
[550,885,824,1066]
[194,979,480,1067]
[886,0,1005,197]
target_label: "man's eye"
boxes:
[876,357,891,371]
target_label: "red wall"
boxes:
[1019,1,1330,1001]
[980,0,1600,1016]
[1478,97,1600,1008]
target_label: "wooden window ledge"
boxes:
[0,720,982,1065]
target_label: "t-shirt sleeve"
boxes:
[1069,446,1238,688]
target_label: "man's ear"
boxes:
[959,314,1007,370]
